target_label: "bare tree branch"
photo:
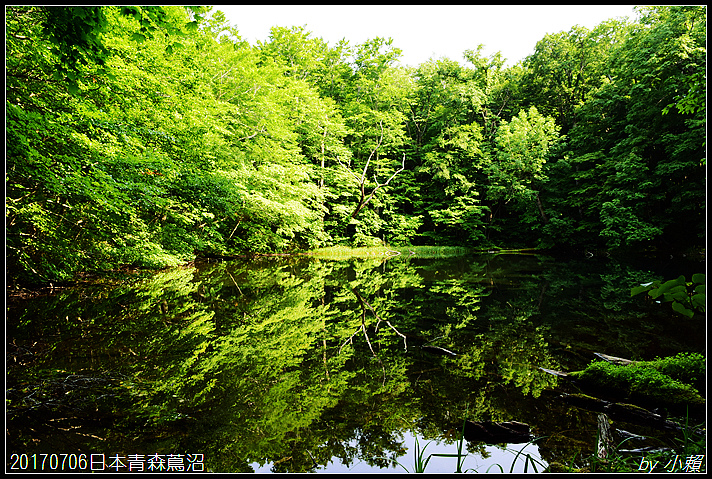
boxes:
[353,152,406,218]
[336,120,407,220]
[336,155,362,183]
[360,120,384,182]
[235,125,266,141]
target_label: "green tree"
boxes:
[555,5,706,251]
[520,19,632,135]
[6,6,333,283]
[485,106,560,244]
[333,38,410,244]
[402,56,497,245]
[463,45,508,141]
[258,25,330,80]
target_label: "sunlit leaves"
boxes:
[487,106,559,206]
[521,20,632,135]
[6,4,706,284]
[6,5,345,282]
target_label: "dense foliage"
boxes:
[6,6,706,284]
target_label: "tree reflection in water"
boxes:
[7,252,705,472]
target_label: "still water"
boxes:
[7,250,705,473]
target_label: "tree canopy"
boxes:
[6,5,706,284]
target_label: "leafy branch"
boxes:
[631,274,705,318]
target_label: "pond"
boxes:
[7,249,705,473]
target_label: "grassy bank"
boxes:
[306,245,473,260]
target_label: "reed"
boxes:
[378,412,549,473]
[506,439,548,473]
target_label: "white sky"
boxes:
[213,4,638,67]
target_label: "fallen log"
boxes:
[538,352,635,380]
[463,420,533,444]
[617,446,673,454]
[538,367,570,378]
[594,352,636,366]
[560,394,697,433]
[420,345,457,357]
[540,352,706,419]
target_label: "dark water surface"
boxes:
[7,251,705,473]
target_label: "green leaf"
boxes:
[666,288,688,302]
[671,301,694,318]
[691,293,705,312]
[650,276,686,298]
[132,32,146,43]
[631,284,654,296]
[691,273,705,284]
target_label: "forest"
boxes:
[6,5,706,286]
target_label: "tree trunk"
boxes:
[535,192,548,224]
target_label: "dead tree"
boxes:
[337,121,405,219]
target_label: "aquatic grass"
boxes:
[388,436,549,473]
[306,245,472,260]
[485,463,505,472]
[674,406,707,459]
[305,245,401,260]
[411,436,433,473]
[506,438,549,473]
[452,416,469,472]
[378,415,472,473]
[472,435,549,473]
[379,412,548,473]
[379,435,437,473]
[392,246,472,258]
[423,416,473,473]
